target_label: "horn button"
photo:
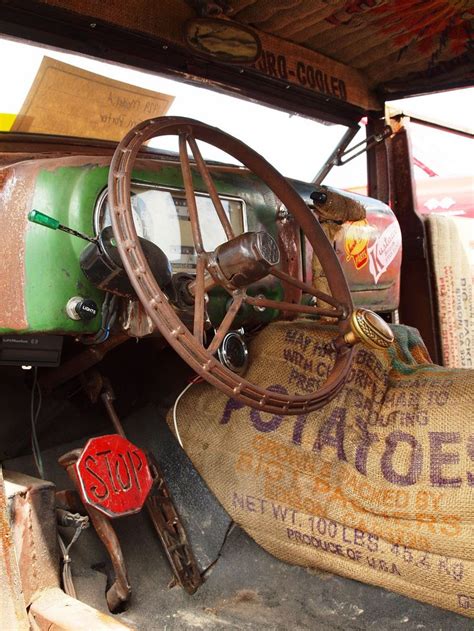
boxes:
[209,231,280,289]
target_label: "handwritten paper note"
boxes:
[12,57,174,140]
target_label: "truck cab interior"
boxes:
[0,2,472,629]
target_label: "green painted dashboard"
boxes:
[0,144,400,337]
[0,154,287,334]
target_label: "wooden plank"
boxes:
[252,30,380,111]
[29,587,135,630]
[0,466,29,631]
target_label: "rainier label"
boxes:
[368,222,402,284]
[344,220,369,270]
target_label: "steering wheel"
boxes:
[108,117,393,414]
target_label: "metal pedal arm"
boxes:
[58,449,131,612]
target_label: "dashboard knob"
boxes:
[344,308,394,350]
[66,296,98,321]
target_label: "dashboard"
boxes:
[0,146,401,344]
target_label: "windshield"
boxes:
[0,37,362,187]
[0,37,472,191]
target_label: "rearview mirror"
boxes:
[184,17,261,63]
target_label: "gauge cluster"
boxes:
[95,184,246,273]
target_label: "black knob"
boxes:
[75,299,98,321]
[310,190,327,204]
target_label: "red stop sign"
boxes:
[75,434,153,518]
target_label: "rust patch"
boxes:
[0,169,9,190]
[0,165,30,330]
[0,154,111,332]
[122,299,155,337]
[204,589,263,618]
[230,589,261,604]
[5,470,60,605]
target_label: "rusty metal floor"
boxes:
[6,404,472,631]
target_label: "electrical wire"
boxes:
[30,369,89,597]
[30,370,91,598]
[172,380,199,448]
[57,514,89,598]
[30,366,44,479]
[81,293,118,345]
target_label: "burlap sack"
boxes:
[168,321,474,617]
[427,214,473,368]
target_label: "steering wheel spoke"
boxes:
[192,255,207,345]
[186,134,235,241]
[207,292,245,356]
[179,131,204,254]
[270,267,344,311]
[244,294,344,319]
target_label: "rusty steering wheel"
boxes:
[109,117,392,415]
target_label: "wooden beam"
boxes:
[388,120,441,363]
[40,0,379,110]
[252,30,380,112]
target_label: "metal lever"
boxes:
[28,209,97,243]
[82,370,203,595]
[99,379,203,594]
[58,448,132,612]
[337,126,392,167]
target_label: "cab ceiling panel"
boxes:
[231,0,474,96]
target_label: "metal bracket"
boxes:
[313,124,393,185]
